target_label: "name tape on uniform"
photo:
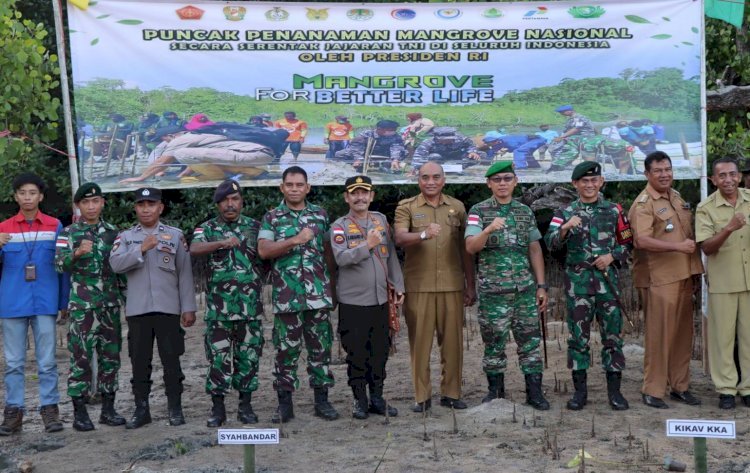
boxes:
[666,419,735,439]
[218,428,280,445]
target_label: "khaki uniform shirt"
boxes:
[394,193,466,293]
[628,184,703,287]
[109,222,197,316]
[696,188,750,294]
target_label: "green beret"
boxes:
[485,161,514,177]
[74,182,103,203]
[571,161,601,180]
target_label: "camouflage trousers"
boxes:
[550,135,627,168]
[478,290,543,376]
[272,309,334,392]
[67,306,122,398]
[204,319,264,396]
[565,286,625,372]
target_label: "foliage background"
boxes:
[2,0,745,233]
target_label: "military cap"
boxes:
[571,161,601,180]
[74,182,103,203]
[149,125,183,143]
[134,187,162,202]
[485,161,515,177]
[432,126,458,137]
[213,179,242,203]
[376,120,399,130]
[335,115,348,120]
[345,175,373,193]
[555,105,573,113]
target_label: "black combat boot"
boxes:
[0,406,23,437]
[369,384,398,417]
[125,396,151,429]
[72,396,95,432]
[351,384,369,420]
[237,392,258,424]
[167,393,185,426]
[0,406,23,436]
[206,395,226,427]
[99,392,126,426]
[606,371,629,411]
[271,390,294,424]
[525,373,550,411]
[566,370,588,411]
[481,373,505,403]
[313,387,340,421]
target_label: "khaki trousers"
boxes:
[708,291,750,396]
[404,291,463,403]
[640,279,694,397]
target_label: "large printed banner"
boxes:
[67,0,704,191]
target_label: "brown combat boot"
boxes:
[40,404,64,432]
[0,406,23,436]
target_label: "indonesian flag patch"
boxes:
[193,227,204,236]
[467,214,480,226]
[56,235,69,248]
[550,217,564,228]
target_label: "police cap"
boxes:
[134,187,162,202]
[345,175,373,193]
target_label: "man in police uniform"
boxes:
[629,152,703,408]
[190,179,267,426]
[110,187,197,428]
[465,161,550,410]
[55,183,126,431]
[258,166,339,423]
[394,161,475,412]
[696,157,750,409]
[544,162,630,411]
[331,175,404,419]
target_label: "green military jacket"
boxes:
[544,198,630,295]
[465,197,541,294]
[259,201,333,314]
[193,215,266,321]
[55,220,124,310]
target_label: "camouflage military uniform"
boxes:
[544,198,630,371]
[334,129,406,164]
[192,216,267,396]
[258,202,335,392]
[549,113,598,168]
[465,197,544,375]
[55,220,124,398]
[412,134,484,169]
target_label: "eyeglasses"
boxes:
[489,175,515,183]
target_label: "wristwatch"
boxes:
[537,283,549,290]
[419,230,428,240]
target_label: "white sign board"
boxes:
[218,428,280,445]
[666,419,736,439]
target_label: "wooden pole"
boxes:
[243,445,255,473]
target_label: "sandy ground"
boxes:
[1,287,749,473]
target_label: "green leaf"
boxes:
[682,41,693,46]
[116,19,143,25]
[16,50,27,62]
[662,17,671,21]
[96,14,110,20]
[625,15,651,24]
[91,38,99,46]
[691,27,699,33]
[651,34,672,40]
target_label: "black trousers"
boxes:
[338,303,390,389]
[127,313,185,399]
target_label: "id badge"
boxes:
[24,263,37,282]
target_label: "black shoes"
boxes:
[351,384,369,420]
[670,390,701,406]
[72,397,95,432]
[440,397,468,409]
[481,374,505,403]
[271,390,294,424]
[313,387,339,421]
[126,397,152,429]
[606,372,629,411]
[237,392,258,424]
[99,393,126,426]
[525,373,550,411]
[206,395,226,427]
[567,370,587,411]
[167,395,185,426]
[719,394,736,410]
[642,394,668,409]
[411,399,431,413]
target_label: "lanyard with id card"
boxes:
[19,220,40,282]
